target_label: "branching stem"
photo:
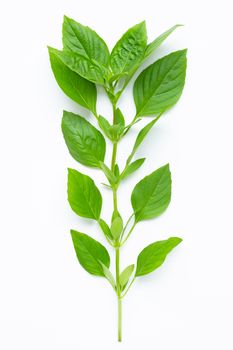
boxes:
[109,99,123,341]
[106,88,140,341]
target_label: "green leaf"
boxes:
[101,182,111,189]
[111,216,123,241]
[121,158,145,180]
[70,230,110,276]
[114,164,120,178]
[110,125,124,141]
[118,25,182,91]
[110,22,147,76]
[114,108,125,128]
[127,117,159,164]
[131,164,171,222]
[99,219,113,240]
[98,116,112,139]
[48,47,97,114]
[99,162,117,184]
[135,237,182,276]
[144,25,182,59]
[99,261,116,289]
[49,48,107,85]
[111,210,122,222]
[120,265,134,291]
[134,50,187,117]
[68,168,102,220]
[98,116,124,141]
[62,111,106,168]
[63,16,110,67]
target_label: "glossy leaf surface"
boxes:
[63,16,110,66]
[49,48,107,85]
[120,265,135,291]
[62,111,105,168]
[71,230,110,276]
[68,168,102,220]
[121,158,145,180]
[131,164,171,222]
[136,237,182,276]
[48,47,97,113]
[134,50,187,117]
[110,22,147,76]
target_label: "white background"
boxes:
[1,0,233,348]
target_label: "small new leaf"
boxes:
[98,116,124,141]
[99,219,113,240]
[68,168,102,220]
[121,158,145,180]
[62,111,106,168]
[111,210,122,223]
[71,230,110,276]
[134,50,187,117]
[120,265,135,291]
[136,237,182,276]
[114,164,120,178]
[98,116,112,139]
[131,164,171,222]
[114,108,125,128]
[100,162,117,185]
[127,117,160,164]
[144,24,182,59]
[99,261,116,290]
[111,216,123,241]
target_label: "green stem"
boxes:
[111,142,118,213]
[111,142,117,172]
[113,188,118,212]
[116,246,122,341]
[118,296,122,341]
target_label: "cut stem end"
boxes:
[118,297,122,342]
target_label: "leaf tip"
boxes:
[164,163,170,172]
[70,229,75,236]
[170,236,183,245]
[134,20,147,32]
[62,109,68,118]
[47,46,55,57]
[70,229,80,241]
[47,46,61,58]
[67,167,74,176]
[181,48,188,56]
[63,14,70,23]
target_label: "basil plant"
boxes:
[48,16,187,342]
